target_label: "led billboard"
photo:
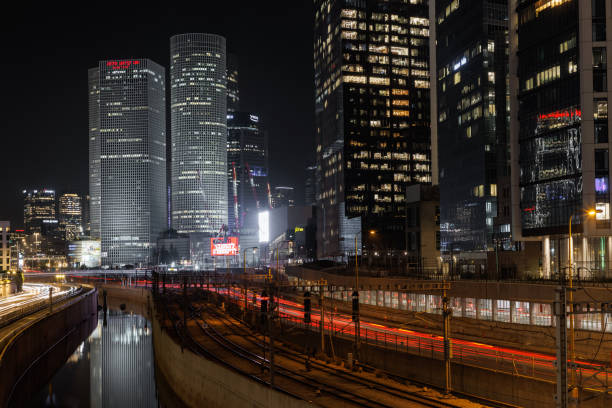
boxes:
[210,237,239,256]
[259,211,269,243]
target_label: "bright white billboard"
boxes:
[259,211,269,243]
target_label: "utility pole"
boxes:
[268,280,275,387]
[354,233,360,359]
[442,287,452,395]
[555,285,568,408]
[320,281,325,354]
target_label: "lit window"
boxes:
[454,72,461,85]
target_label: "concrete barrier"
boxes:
[0,287,98,406]
[152,304,312,408]
[275,325,610,408]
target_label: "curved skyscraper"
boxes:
[170,33,228,235]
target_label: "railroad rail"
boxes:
[199,299,520,408]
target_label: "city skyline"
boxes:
[0,3,314,227]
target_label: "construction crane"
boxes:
[267,182,273,209]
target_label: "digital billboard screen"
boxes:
[210,237,239,256]
[259,211,269,243]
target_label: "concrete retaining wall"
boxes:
[152,304,311,408]
[275,325,610,408]
[0,287,98,406]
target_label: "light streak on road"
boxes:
[0,284,72,318]
[211,286,611,388]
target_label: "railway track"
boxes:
[199,300,522,408]
[191,301,473,408]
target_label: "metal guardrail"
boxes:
[0,286,83,330]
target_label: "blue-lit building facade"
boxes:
[314,0,432,260]
[227,112,269,263]
[436,0,510,255]
[89,59,167,266]
[510,0,612,277]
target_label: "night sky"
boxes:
[0,3,315,227]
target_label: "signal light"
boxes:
[304,291,311,323]
[352,290,359,322]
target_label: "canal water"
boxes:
[18,311,160,407]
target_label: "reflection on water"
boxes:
[26,311,157,407]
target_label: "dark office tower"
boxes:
[227,112,268,251]
[89,59,167,266]
[271,186,296,208]
[305,165,317,206]
[227,54,240,113]
[58,193,82,241]
[23,189,57,235]
[509,0,612,278]
[314,0,432,258]
[170,33,228,235]
[435,0,509,253]
[88,68,101,239]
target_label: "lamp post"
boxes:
[565,208,599,405]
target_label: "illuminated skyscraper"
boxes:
[314,0,432,258]
[509,0,612,277]
[227,112,268,253]
[23,189,57,235]
[170,33,228,235]
[0,221,10,272]
[435,0,509,253]
[88,68,101,240]
[58,193,83,241]
[89,59,167,266]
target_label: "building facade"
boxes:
[89,59,167,266]
[271,186,295,208]
[435,0,509,254]
[227,112,269,254]
[170,33,228,236]
[314,0,432,259]
[89,68,101,240]
[227,54,241,113]
[0,222,10,271]
[510,0,612,277]
[58,193,83,241]
[305,165,317,206]
[23,189,58,236]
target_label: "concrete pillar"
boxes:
[492,299,498,322]
[542,236,551,278]
[607,237,612,279]
[582,236,590,278]
[510,301,516,323]
[461,297,466,318]
[529,301,534,325]
[475,298,480,320]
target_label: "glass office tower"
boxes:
[170,33,228,236]
[227,112,268,257]
[314,0,432,258]
[89,59,167,266]
[435,0,509,252]
[510,0,612,277]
